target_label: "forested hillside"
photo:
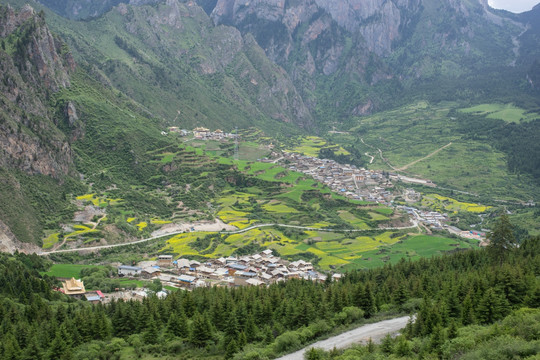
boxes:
[0,217,538,359]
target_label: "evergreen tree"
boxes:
[2,333,22,360]
[477,288,510,324]
[224,309,240,344]
[393,283,409,307]
[487,215,517,265]
[244,314,259,342]
[142,315,160,345]
[380,334,393,354]
[461,292,475,325]
[237,331,247,349]
[166,312,182,338]
[47,330,68,360]
[448,319,458,339]
[394,335,411,357]
[430,325,444,357]
[190,312,211,347]
[224,339,238,360]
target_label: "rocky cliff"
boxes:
[0,4,77,178]
[203,0,530,117]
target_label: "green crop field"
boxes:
[341,101,540,201]
[42,264,106,279]
[422,194,492,213]
[344,235,478,270]
[460,103,540,123]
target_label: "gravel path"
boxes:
[275,316,411,360]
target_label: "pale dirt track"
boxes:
[275,316,411,360]
[396,142,452,171]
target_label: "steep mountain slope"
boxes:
[0,4,197,246]
[0,4,80,247]
[31,0,540,124]
[37,0,157,20]
[35,0,313,131]
[518,4,540,94]
[203,0,539,119]
[0,4,75,178]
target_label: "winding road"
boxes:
[38,220,418,256]
[276,316,411,360]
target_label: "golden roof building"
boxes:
[62,277,86,296]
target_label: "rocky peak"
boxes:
[0,5,77,178]
[0,4,36,37]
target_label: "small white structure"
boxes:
[118,265,142,277]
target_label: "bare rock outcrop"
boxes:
[0,4,77,178]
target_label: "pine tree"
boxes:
[143,315,160,345]
[461,292,475,325]
[224,309,240,344]
[381,334,393,354]
[476,288,510,324]
[430,325,444,356]
[263,326,274,344]
[237,331,247,349]
[359,283,376,318]
[487,215,517,265]
[394,335,411,357]
[244,314,259,342]
[367,338,375,353]
[393,283,409,307]
[448,319,458,339]
[305,347,324,360]
[224,339,238,359]
[2,333,22,360]
[166,312,182,338]
[190,312,211,347]
[22,334,43,360]
[47,330,68,360]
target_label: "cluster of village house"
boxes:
[263,152,395,205]
[59,251,337,303]
[166,127,237,140]
[399,206,449,231]
[264,152,488,241]
[119,251,336,289]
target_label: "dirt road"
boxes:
[397,142,452,171]
[276,316,411,360]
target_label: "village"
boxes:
[161,128,485,245]
[59,250,334,303]
[166,126,238,140]
[263,152,396,205]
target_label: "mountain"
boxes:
[0,4,187,246]
[1,0,540,247]
[203,0,540,119]
[28,0,540,124]
[34,0,313,132]
[0,4,79,248]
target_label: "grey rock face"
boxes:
[0,5,75,178]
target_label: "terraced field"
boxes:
[421,194,492,213]
[162,220,477,270]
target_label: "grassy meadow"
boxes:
[342,101,540,201]
[460,103,540,123]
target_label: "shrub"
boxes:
[273,331,301,354]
